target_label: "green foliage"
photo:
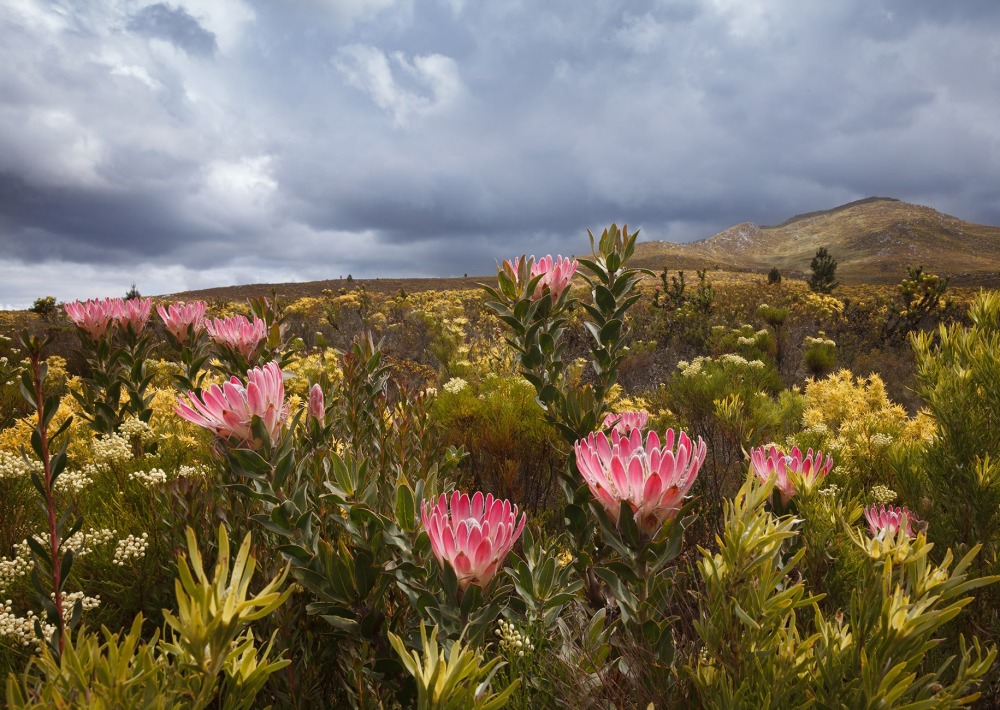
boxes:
[803,333,837,377]
[902,291,1000,564]
[691,473,999,708]
[28,298,57,320]
[6,525,290,709]
[886,265,951,342]
[690,474,822,707]
[809,246,839,294]
[430,374,563,513]
[389,623,519,710]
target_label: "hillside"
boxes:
[632,198,1000,285]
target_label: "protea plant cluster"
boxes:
[9,231,1000,709]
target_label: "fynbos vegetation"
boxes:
[0,227,997,708]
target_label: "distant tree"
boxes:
[808,248,838,294]
[125,283,141,300]
[30,296,58,320]
[767,267,782,285]
[346,274,354,283]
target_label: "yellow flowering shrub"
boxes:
[283,348,343,398]
[797,369,931,489]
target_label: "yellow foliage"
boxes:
[800,370,932,487]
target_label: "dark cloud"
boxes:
[0,0,998,307]
[127,3,218,56]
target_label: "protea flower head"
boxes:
[864,504,916,538]
[421,491,526,590]
[750,445,833,505]
[64,297,122,340]
[205,315,267,358]
[174,361,287,448]
[603,410,649,435]
[308,383,325,426]
[117,297,152,331]
[574,427,706,538]
[529,255,578,300]
[157,301,206,344]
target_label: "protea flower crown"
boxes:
[117,297,152,331]
[174,361,287,448]
[64,297,121,341]
[864,504,917,538]
[205,315,267,358]
[603,410,650,435]
[574,427,706,538]
[529,255,578,300]
[157,301,206,344]
[421,491,526,590]
[750,445,833,505]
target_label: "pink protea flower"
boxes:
[308,383,325,426]
[205,315,267,358]
[750,445,833,505]
[530,255,578,300]
[64,297,121,340]
[157,301,206,344]
[574,427,706,538]
[421,491,526,590]
[117,297,152,331]
[174,361,287,448]
[864,504,916,538]
[603,410,650,435]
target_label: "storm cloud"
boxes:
[1,0,999,306]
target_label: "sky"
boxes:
[1,0,999,308]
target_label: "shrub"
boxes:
[808,247,839,294]
[28,297,57,320]
[767,266,782,285]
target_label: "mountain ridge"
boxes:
[633,197,1000,284]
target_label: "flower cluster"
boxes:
[421,491,526,590]
[54,467,94,495]
[175,361,288,448]
[157,301,207,345]
[575,427,706,538]
[750,445,833,505]
[177,463,211,479]
[119,416,157,446]
[205,315,267,358]
[113,533,149,566]
[443,377,468,394]
[130,468,168,487]
[495,618,535,657]
[864,505,917,539]
[869,485,897,506]
[64,297,154,339]
[0,450,32,481]
[92,433,134,466]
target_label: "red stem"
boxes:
[33,355,64,654]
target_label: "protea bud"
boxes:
[308,383,325,427]
[64,297,121,340]
[864,504,917,538]
[205,315,267,358]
